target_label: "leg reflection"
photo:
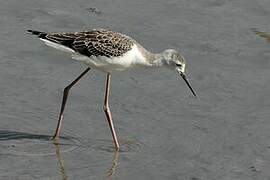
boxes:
[107,150,120,179]
[54,141,68,180]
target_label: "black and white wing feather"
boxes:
[28,29,134,58]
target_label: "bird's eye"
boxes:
[176,64,182,67]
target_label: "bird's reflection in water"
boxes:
[54,141,68,180]
[53,139,120,180]
[107,150,120,180]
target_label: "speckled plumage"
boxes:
[30,29,135,58]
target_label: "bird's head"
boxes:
[161,49,197,97]
[162,49,186,71]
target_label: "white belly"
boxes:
[72,44,151,72]
[40,39,151,73]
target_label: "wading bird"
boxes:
[27,28,196,151]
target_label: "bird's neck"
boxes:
[135,43,165,67]
[151,53,165,67]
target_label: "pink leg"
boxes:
[103,73,120,151]
[52,68,91,140]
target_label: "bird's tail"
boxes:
[27,30,47,38]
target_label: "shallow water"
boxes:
[1,0,270,179]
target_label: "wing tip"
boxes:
[27,30,47,38]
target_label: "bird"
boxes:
[27,28,197,151]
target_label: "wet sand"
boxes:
[1,0,270,179]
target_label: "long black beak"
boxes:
[179,72,197,97]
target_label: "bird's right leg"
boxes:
[52,67,91,140]
[103,73,120,151]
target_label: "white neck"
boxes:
[151,53,166,67]
[134,43,167,68]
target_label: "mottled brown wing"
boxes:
[73,29,134,57]
[44,29,134,57]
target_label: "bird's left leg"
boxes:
[52,67,91,140]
